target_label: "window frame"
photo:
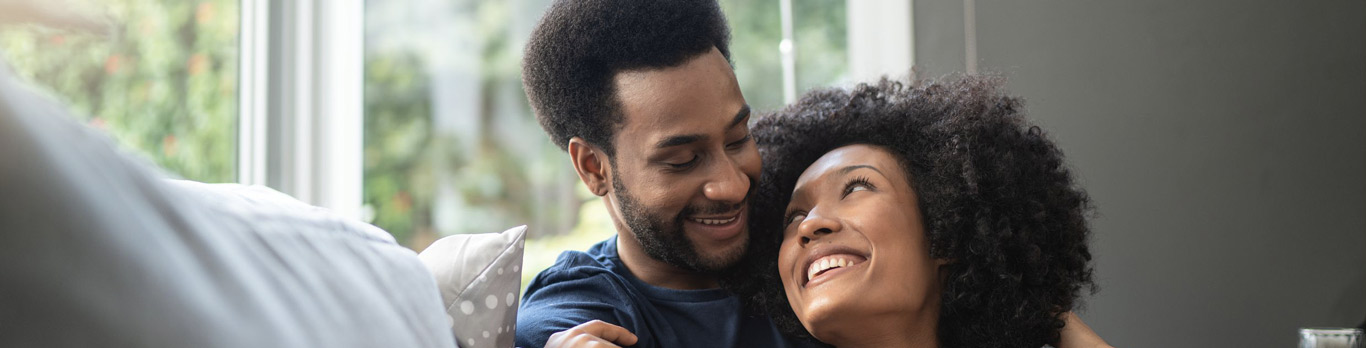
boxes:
[238,0,363,218]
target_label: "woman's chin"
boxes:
[797,295,931,346]
[797,299,857,343]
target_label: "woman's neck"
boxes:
[823,309,938,348]
[837,332,937,348]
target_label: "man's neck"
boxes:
[614,230,719,290]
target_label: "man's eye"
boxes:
[726,134,751,150]
[667,155,699,169]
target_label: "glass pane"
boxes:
[721,0,784,111]
[792,0,847,93]
[720,0,848,111]
[0,0,240,183]
[365,0,615,290]
[363,0,610,266]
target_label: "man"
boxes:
[515,1,805,347]
[515,1,1111,347]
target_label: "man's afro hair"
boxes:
[522,0,732,156]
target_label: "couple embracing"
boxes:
[514,1,1108,347]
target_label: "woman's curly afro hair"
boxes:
[722,76,1096,348]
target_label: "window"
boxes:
[0,0,240,183]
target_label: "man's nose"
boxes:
[702,156,750,203]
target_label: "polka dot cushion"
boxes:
[418,225,526,348]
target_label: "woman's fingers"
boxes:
[545,320,639,348]
[579,320,639,345]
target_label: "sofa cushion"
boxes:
[419,225,527,348]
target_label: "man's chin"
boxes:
[687,229,749,272]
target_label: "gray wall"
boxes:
[913,1,1366,346]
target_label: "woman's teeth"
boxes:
[807,255,857,282]
[691,216,736,225]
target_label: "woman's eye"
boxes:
[785,212,805,226]
[842,176,875,197]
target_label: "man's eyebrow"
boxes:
[728,104,751,129]
[656,134,705,149]
[838,164,883,176]
[654,105,752,149]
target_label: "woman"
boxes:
[729,76,1098,348]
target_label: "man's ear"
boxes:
[568,137,611,197]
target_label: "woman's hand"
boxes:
[545,320,639,348]
[1056,311,1115,348]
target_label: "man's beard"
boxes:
[613,174,751,274]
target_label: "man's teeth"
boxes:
[692,216,736,225]
[807,256,855,282]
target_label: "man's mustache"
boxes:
[680,200,746,216]
[677,179,757,217]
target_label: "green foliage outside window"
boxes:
[0,0,240,183]
[724,0,848,111]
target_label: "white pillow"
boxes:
[419,225,527,348]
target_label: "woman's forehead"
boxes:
[793,144,900,192]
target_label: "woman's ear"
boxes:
[936,258,955,283]
[568,137,611,196]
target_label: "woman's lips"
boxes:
[806,254,867,284]
[801,246,869,288]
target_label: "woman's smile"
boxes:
[800,245,870,288]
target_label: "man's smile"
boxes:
[683,205,747,242]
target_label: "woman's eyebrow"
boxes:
[791,164,883,200]
[837,164,883,176]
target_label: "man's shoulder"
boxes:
[526,239,621,287]
[522,237,636,304]
[516,239,644,348]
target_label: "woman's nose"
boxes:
[796,209,841,247]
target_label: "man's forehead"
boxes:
[608,49,747,146]
[625,104,750,148]
[613,55,737,116]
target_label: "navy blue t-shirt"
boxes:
[516,236,826,348]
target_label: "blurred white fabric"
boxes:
[0,58,455,347]
[0,0,108,33]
